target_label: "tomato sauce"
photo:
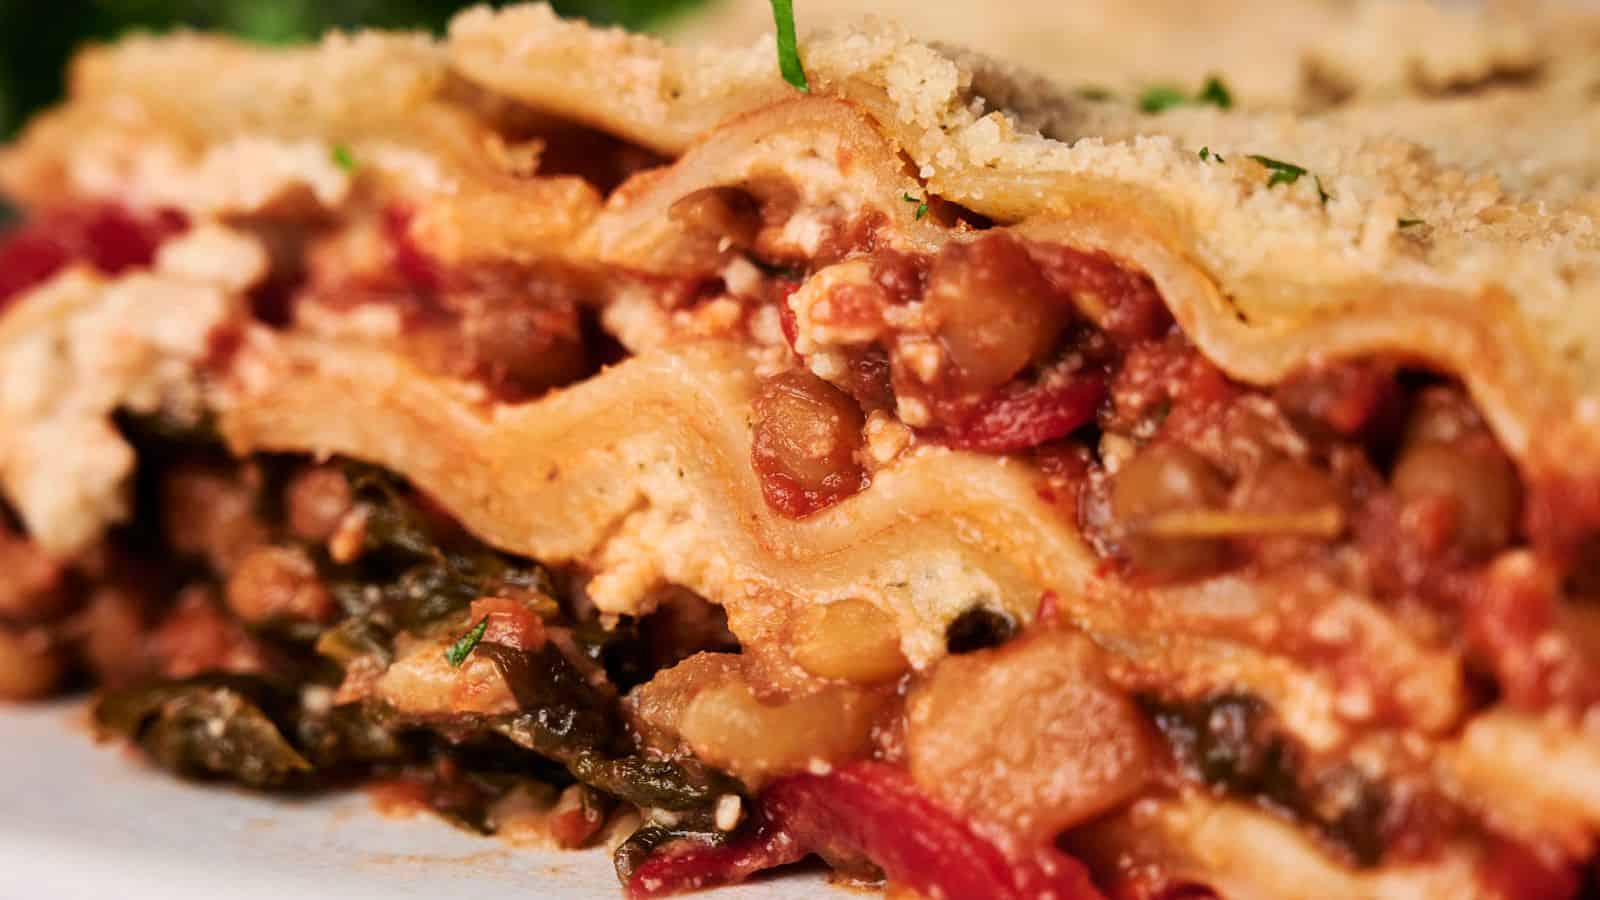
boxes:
[0,205,187,310]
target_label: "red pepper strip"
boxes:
[0,205,187,309]
[929,373,1106,453]
[1477,838,1581,900]
[627,762,1106,900]
[625,812,803,899]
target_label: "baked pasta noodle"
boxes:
[1,4,1597,899]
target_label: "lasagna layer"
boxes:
[1,6,1598,900]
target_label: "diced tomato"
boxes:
[1477,838,1581,900]
[929,373,1106,453]
[468,596,546,652]
[626,761,1106,900]
[774,280,802,350]
[0,205,187,309]
[382,206,443,294]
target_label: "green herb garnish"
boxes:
[903,191,929,220]
[445,617,489,668]
[1249,154,1333,205]
[1198,146,1225,163]
[1249,154,1307,187]
[1397,217,1424,228]
[1197,76,1233,110]
[1139,85,1188,114]
[331,143,357,173]
[768,0,808,92]
[1076,86,1114,102]
[1141,76,1233,114]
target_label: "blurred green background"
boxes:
[0,0,705,140]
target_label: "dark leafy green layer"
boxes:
[1141,692,1388,867]
[96,457,741,850]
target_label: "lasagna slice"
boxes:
[3,4,1599,899]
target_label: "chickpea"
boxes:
[459,294,589,397]
[679,681,889,788]
[77,586,150,686]
[1404,387,1483,447]
[1393,441,1519,556]
[161,465,268,574]
[0,527,66,622]
[1235,457,1343,515]
[624,653,742,754]
[668,187,762,248]
[0,627,65,701]
[225,545,335,625]
[284,465,353,543]
[791,598,908,684]
[923,234,1067,393]
[751,371,866,515]
[1111,442,1230,575]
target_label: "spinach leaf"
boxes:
[476,642,743,811]
[96,677,312,788]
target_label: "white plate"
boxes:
[0,702,842,900]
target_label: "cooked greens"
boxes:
[1142,693,1388,867]
[96,676,315,788]
[93,453,741,860]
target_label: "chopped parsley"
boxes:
[1139,85,1188,114]
[768,0,809,93]
[1075,86,1114,101]
[331,143,357,173]
[903,192,928,221]
[1249,154,1306,187]
[444,617,489,668]
[1397,217,1425,229]
[1248,154,1332,205]
[1198,146,1225,163]
[1140,76,1233,114]
[1197,76,1234,110]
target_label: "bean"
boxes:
[1235,457,1343,515]
[162,465,268,574]
[0,528,67,622]
[1111,442,1230,575]
[0,627,65,701]
[225,545,334,625]
[1404,386,1483,447]
[465,295,588,394]
[668,187,762,249]
[751,371,866,516]
[791,599,908,684]
[679,681,888,788]
[923,234,1067,393]
[284,465,353,543]
[1393,441,1519,556]
[77,587,149,686]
